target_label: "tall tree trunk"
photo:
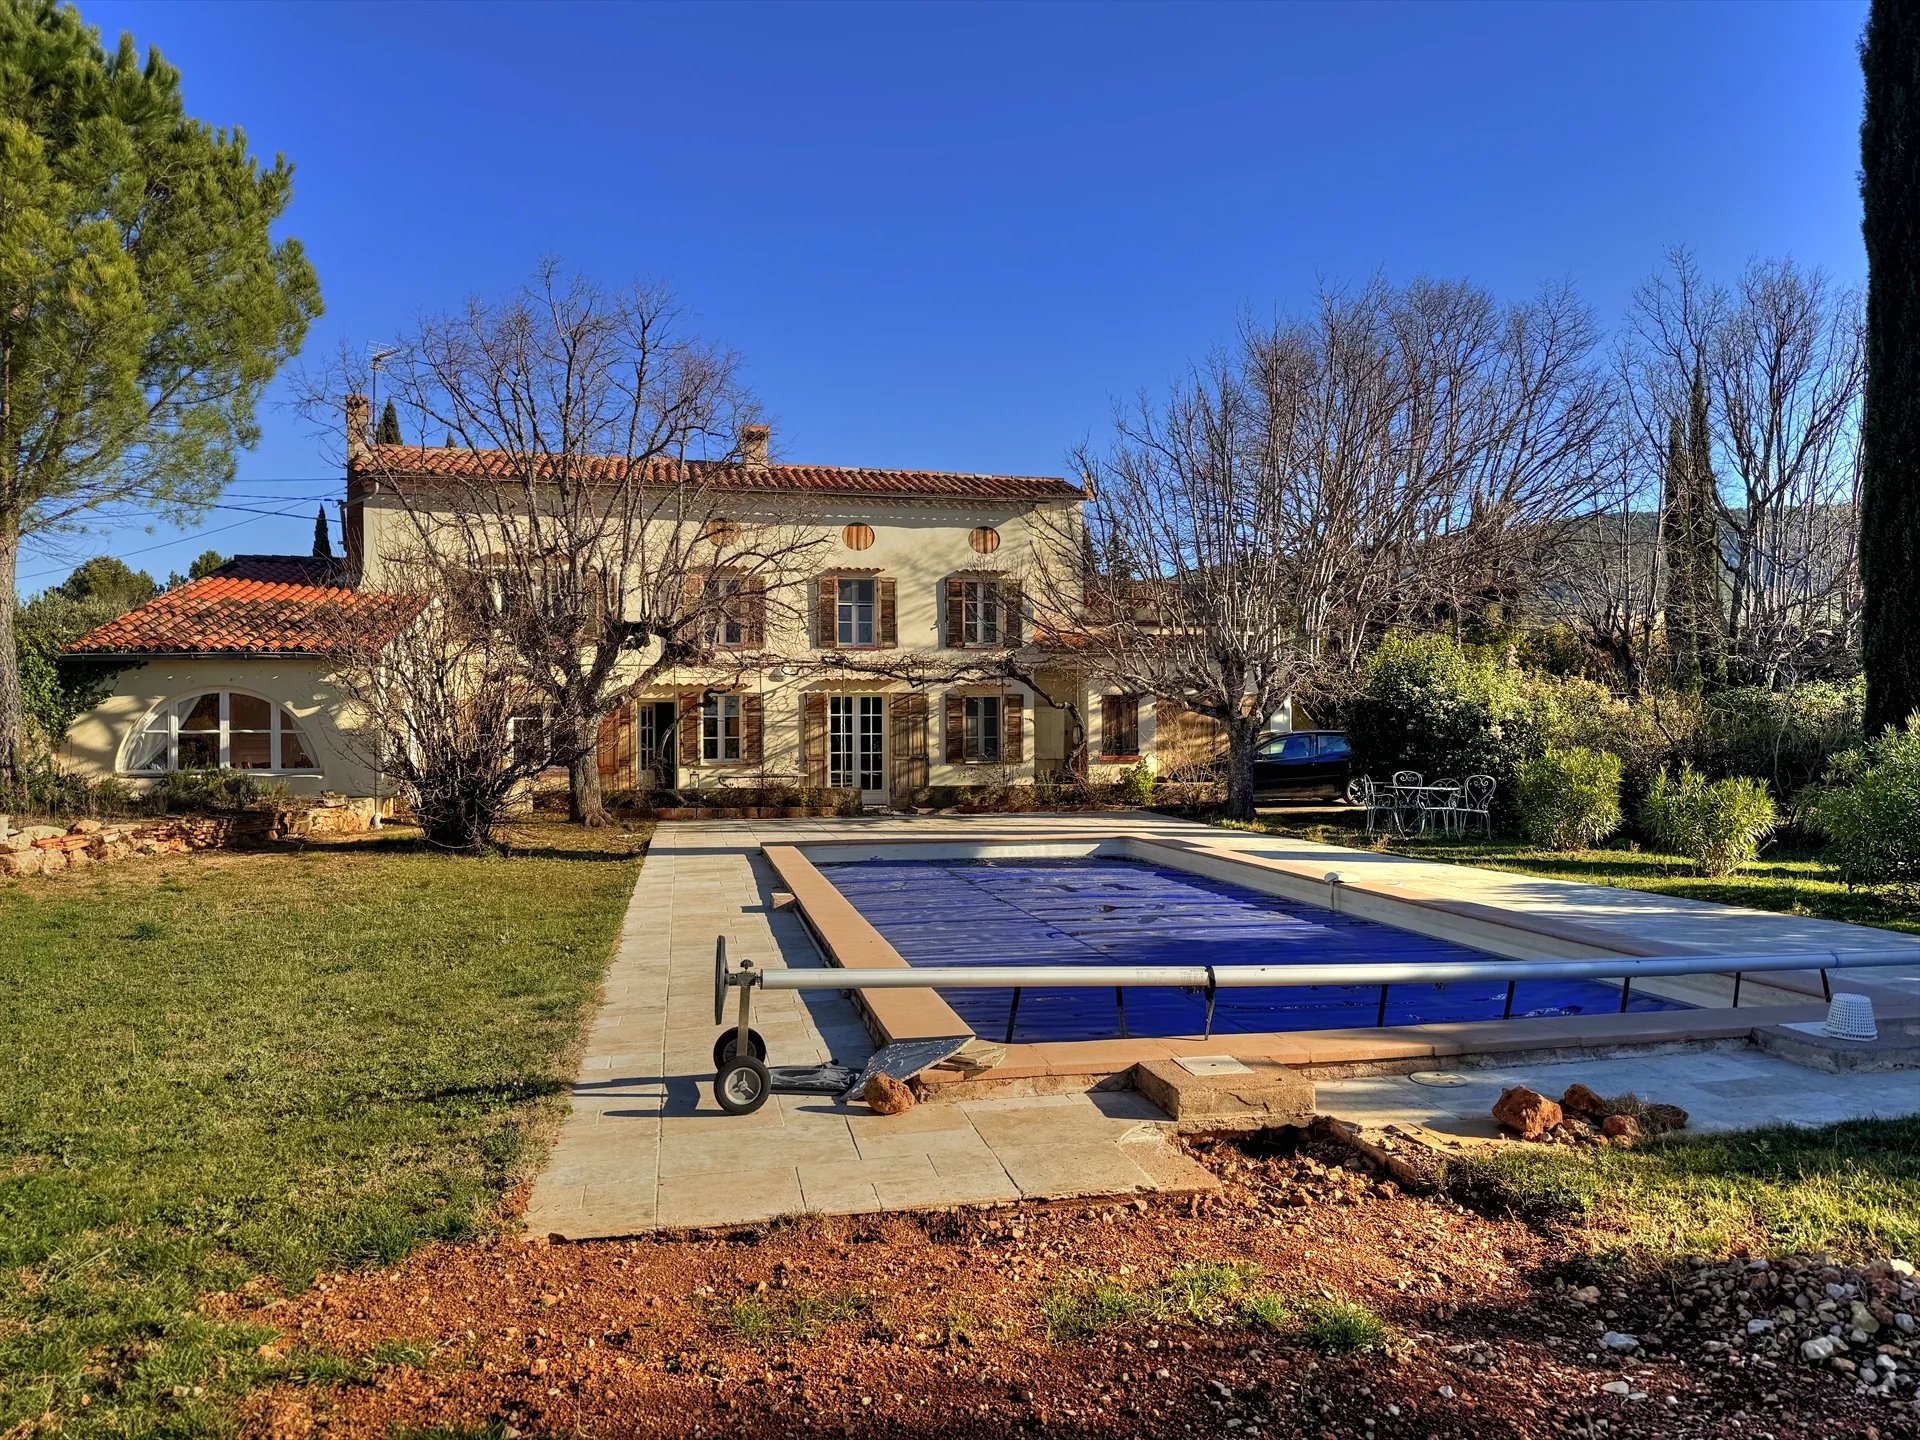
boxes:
[0,521,23,787]
[567,713,607,827]
[1862,0,1920,735]
[1222,715,1263,822]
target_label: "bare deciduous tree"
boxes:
[312,264,826,825]
[1027,278,1613,820]
[1623,250,1865,688]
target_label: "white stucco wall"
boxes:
[60,657,382,797]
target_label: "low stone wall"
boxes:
[0,801,377,878]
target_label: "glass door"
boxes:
[828,695,886,801]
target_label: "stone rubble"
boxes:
[0,803,375,878]
[1641,1254,1920,1407]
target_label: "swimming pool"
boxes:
[818,856,1689,1043]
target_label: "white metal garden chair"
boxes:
[1457,774,1496,837]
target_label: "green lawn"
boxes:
[0,821,644,1438]
[1445,1117,1920,1271]
[1231,810,1920,936]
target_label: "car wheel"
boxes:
[1344,778,1366,806]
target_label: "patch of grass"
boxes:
[1234,1291,1293,1330]
[722,1288,869,1345]
[1043,1262,1362,1346]
[1445,1116,1920,1271]
[390,1425,506,1440]
[369,1338,436,1369]
[1228,812,1920,935]
[1291,1296,1392,1353]
[1041,1274,1161,1340]
[0,820,645,1437]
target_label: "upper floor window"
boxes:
[124,692,319,774]
[837,577,876,646]
[960,579,1001,646]
[946,575,1019,648]
[702,692,743,762]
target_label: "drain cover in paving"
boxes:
[1173,1055,1254,1077]
[1408,1070,1470,1088]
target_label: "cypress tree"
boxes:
[376,397,403,445]
[1862,0,1920,734]
[312,506,334,560]
[1660,413,1699,689]
[1684,364,1726,686]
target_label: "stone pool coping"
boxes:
[763,833,1920,1086]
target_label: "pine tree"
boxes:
[1862,0,1920,734]
[1660,413,1699,689]
[376,398,403,445]
[1684,364,1726,686]
[312,506,334,560]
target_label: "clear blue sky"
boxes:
[21,0,1870,593]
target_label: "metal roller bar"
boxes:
[736,948,1920,994]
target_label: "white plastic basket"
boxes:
[1823,992,1878,1042]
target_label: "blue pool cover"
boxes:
[818,856,1686,1043]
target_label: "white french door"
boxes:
[828,695,886,800]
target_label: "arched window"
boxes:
[123,692,320,774]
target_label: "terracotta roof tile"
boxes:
[66,555,426,657]
[354,444,1084,502]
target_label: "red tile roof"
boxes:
[66,555,427,657]
[354,444,1085,502]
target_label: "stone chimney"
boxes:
[345,394,371,462]
[740,423,770,468]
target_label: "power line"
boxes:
[17,505,320,586]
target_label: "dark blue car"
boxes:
[1250,730,1355,802]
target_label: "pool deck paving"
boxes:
[525,812,1920,1239]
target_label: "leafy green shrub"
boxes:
[151,767,268,814]
[1515,747,1623,850]
[1804,717,1920,894]
[1119,761,1156,807]
[0,755,138,820]
[1691,680,1864,796]
[1639,765,1778,876]
[1345,633,1559,817]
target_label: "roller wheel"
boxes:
[712,1027,769,1069]
[714,1056,772,1115]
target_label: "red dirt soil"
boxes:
[228,1136,1917,1440]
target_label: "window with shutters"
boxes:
[963,695,1003,763]
[959,578,1001,646]
[705,571,749,648]
[837,577,876,645]
[701,693,743,762]
[1100,695,1141,760]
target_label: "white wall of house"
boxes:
[60,657,382,797]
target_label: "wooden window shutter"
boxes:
[677,690,702,765]
[1001,582,1025,645]
[742,577,766,648]
[816,575,837,648]
[802,692,829,787]
[944,693,965,764]
[1005,691,1025,763]
[682,572,704,609]
[878,577,897,646]
[596,710,622,786]
[888,692,928,794]
[944,577,966,648]
[741,694,764,765]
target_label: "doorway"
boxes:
[638,701,678,790]
[828,695,886,802]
